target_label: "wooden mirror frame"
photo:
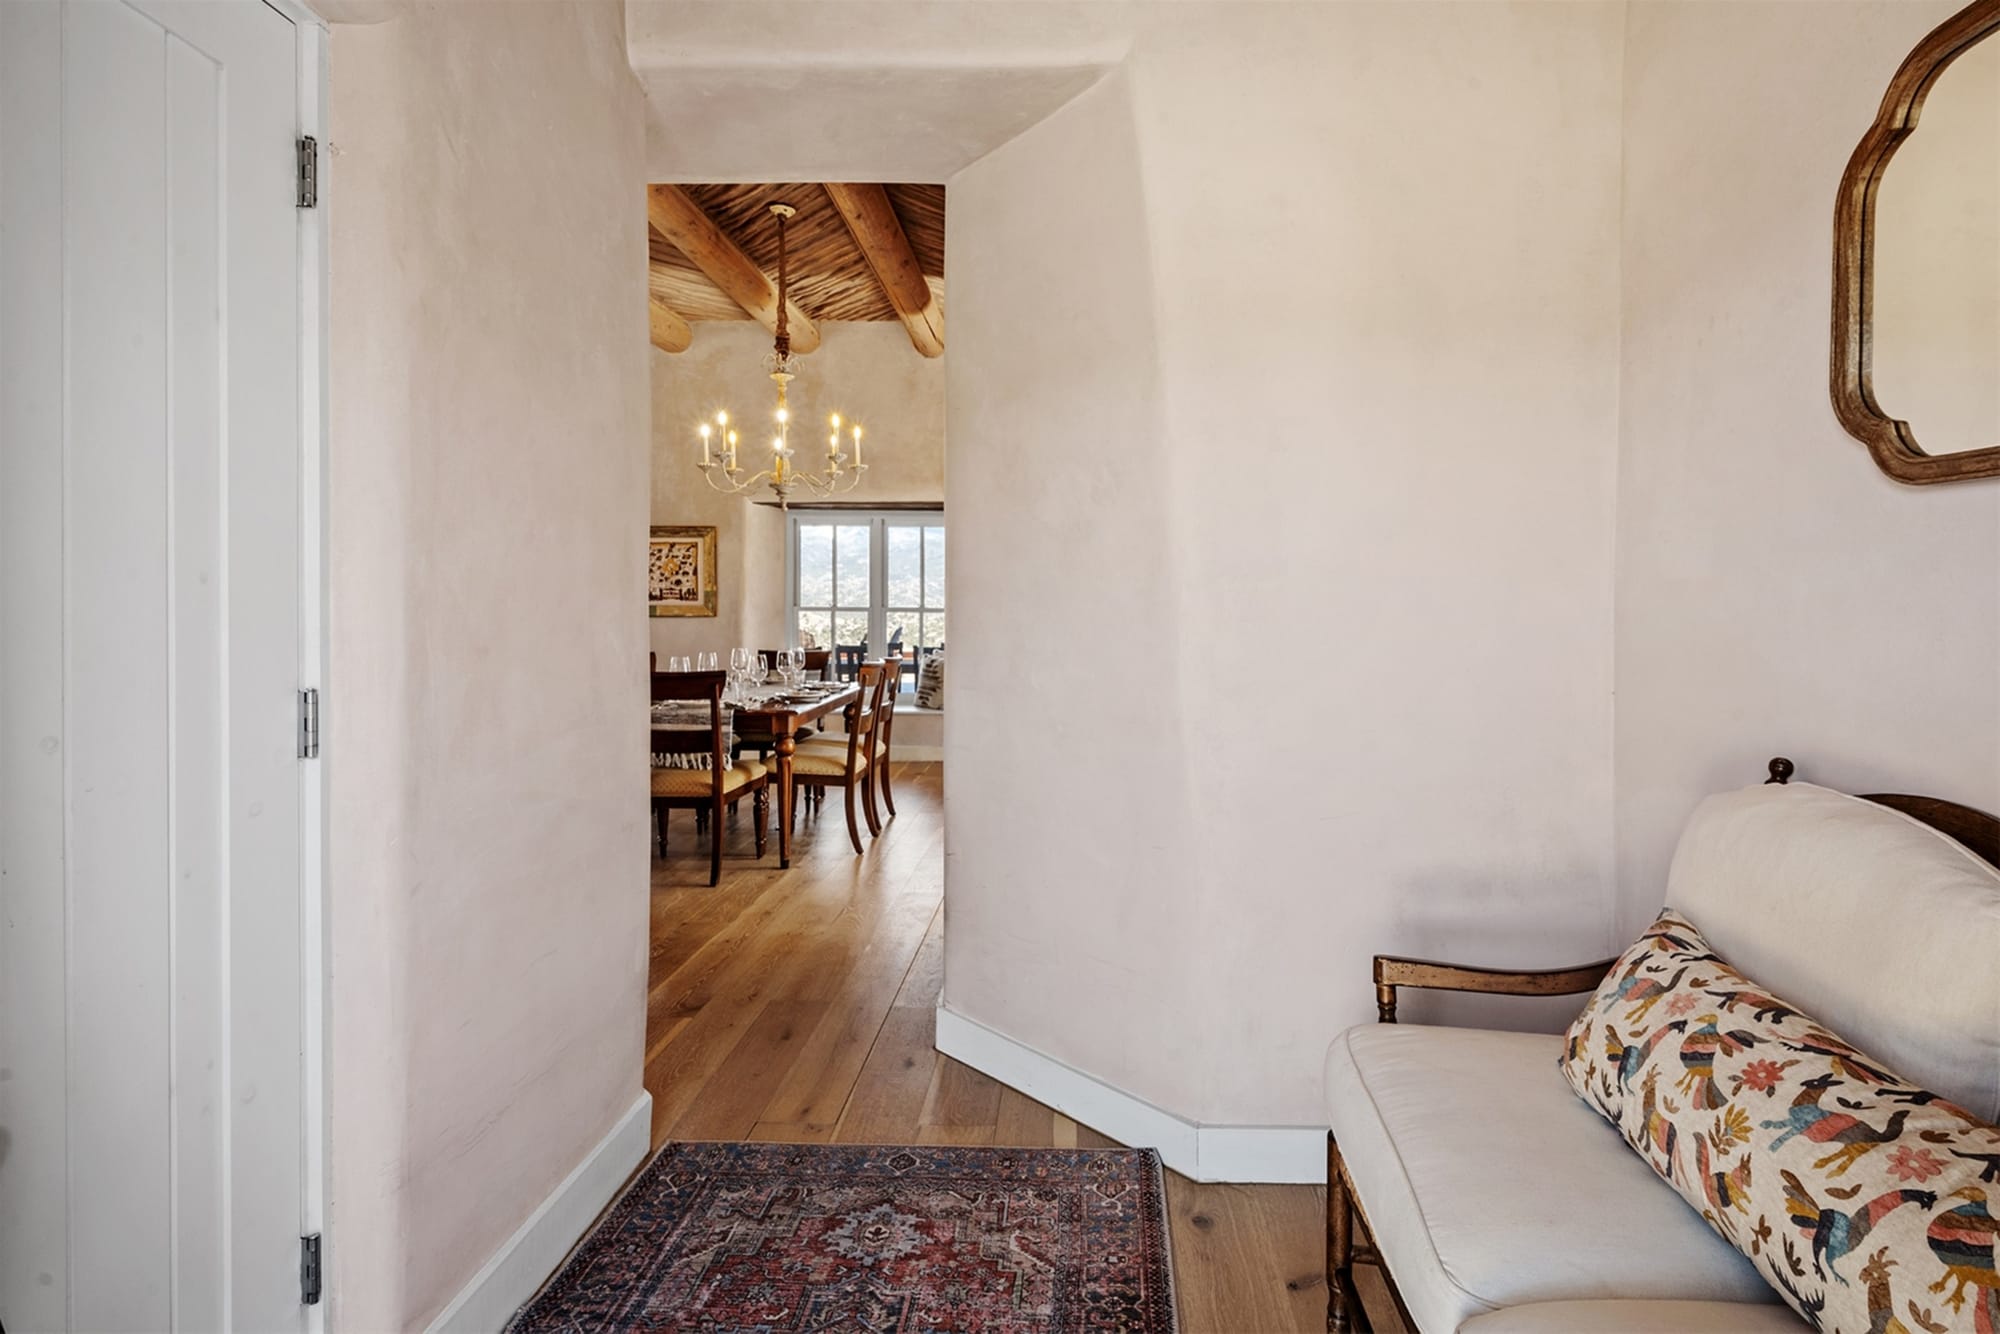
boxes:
[1832,0,2000,485]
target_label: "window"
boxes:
[790,513,944,695]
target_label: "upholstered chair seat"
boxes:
[651,759,765,798]
[790,748,864,779]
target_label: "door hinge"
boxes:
[296,135,317,209]
[299,1233,322,1306]
[297,688,319,759]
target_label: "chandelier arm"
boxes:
[700,466,773,497]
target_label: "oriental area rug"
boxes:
[506,1141,1180,1333]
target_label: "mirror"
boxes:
[1872,35,2000,458]
[1833,0,2000,484]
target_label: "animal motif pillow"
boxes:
[1559,910,2000,1334]
[915,649,944,709]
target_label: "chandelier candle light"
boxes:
[695,203,866,508]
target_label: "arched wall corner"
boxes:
[937,60,1223,1146]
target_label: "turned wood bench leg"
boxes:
[1326,1132,1370,1333]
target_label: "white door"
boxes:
[0,1,310,1330]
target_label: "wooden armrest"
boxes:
[1371,955,1616,1023]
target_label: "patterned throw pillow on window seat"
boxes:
[1557,909,2000,1334]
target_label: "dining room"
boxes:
[638,180,962,1151]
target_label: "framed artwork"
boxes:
[649,525,717,618]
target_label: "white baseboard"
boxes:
[933,1006,1321,1184]
[427,1091,653,1334]
[1194,1124,1328,1183]
[891,744,943,761]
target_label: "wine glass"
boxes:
[700,651,718,671]
[788,647,806,686]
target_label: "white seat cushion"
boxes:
[1459,1300,1804,1333]
[1667,782,2000,1120]
[1326,1025,1780,1334]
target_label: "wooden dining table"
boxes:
[730,682,860,868]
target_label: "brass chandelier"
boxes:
[694,203,866,508]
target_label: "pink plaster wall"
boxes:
[326,3,651,1326]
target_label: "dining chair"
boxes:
[739,648,837,763]
[872,670,900,820]
[789,660,886,856]
[651,669,768,886]
[833,645,864,682]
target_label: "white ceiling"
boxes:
[625,1,1137,182]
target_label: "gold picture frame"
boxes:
[649,525,717,618]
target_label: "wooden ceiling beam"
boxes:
[824,183,943,358]
[646,183,821,354]
[648,293,692,353]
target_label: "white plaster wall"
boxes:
[325,2,651,1328]
[1136,2,1627,1125]
[942,2,1626,1128]
[650,321,945,662]
[1614,1,2000,937]
[945,66,1212,1115]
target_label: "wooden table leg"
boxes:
[775,731,796,868]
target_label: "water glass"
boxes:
[700,651,718,671]
[788,647,807,684]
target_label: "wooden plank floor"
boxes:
[645,761,1343,1333]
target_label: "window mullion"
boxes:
[787,516,800,649]
[868,518,885,654]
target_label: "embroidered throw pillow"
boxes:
[1559,910,2000,1333]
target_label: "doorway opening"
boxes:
[641,181,949,1147]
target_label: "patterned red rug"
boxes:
[507,1141,1179,1332]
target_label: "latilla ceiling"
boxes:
[646,183,944,359]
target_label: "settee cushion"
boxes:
[1326,1024,1779,1334]
[1666,782,2000,1121]
[1458,1300,1803,1332]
